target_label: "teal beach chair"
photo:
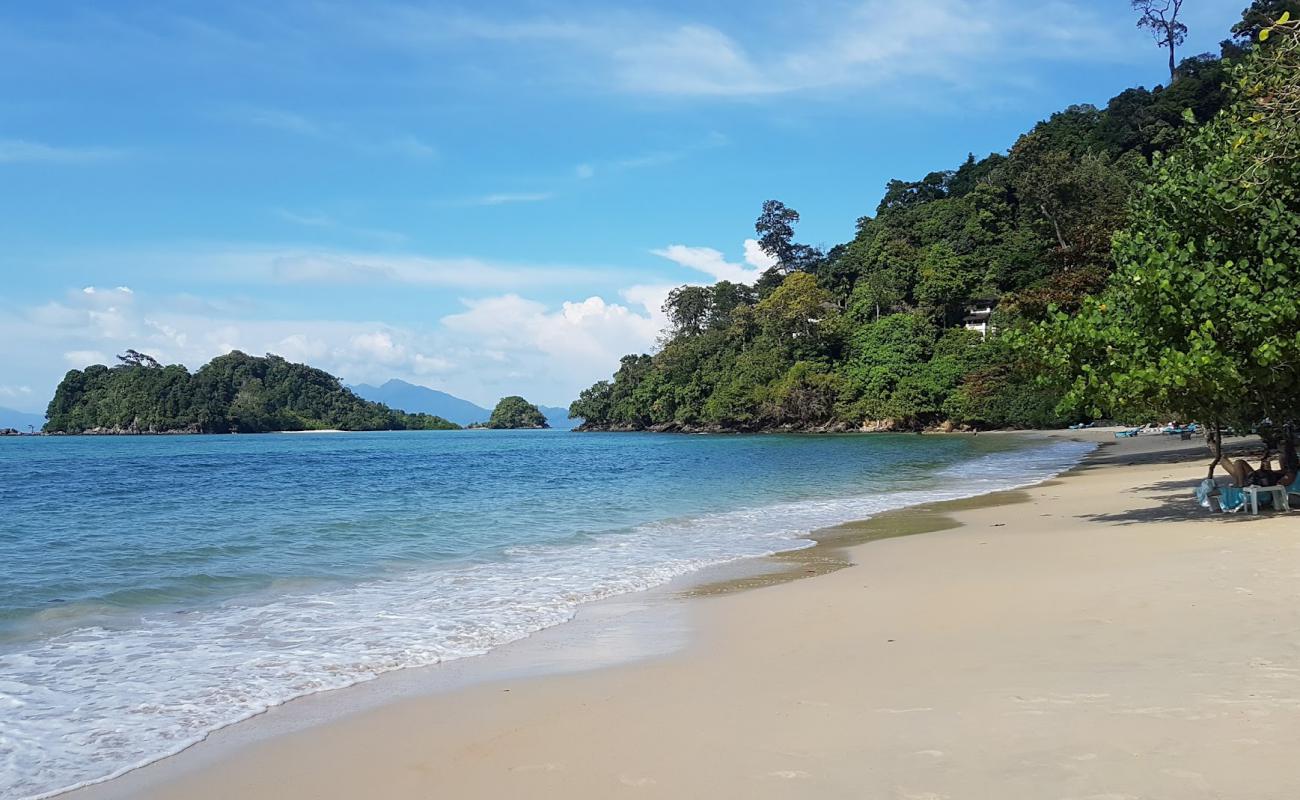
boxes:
[1218,485,1247,513]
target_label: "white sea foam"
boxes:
[0,439,1092,799]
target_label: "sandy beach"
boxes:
[69,432,1300,800]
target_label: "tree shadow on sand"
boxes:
[1078,480,1287,526]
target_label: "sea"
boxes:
[0,430,1093,799]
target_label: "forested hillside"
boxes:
[571,3,1292,432]
[45,351,460,433]
[1042,8,1300,469]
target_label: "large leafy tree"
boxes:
[1039,16,1300,474]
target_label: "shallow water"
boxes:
[0,430,1092,799]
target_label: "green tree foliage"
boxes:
[1231,1,1300,43]
[571,13,1255,434]
[45,351,459,433]
[486,396,549,429]
[1038,18,1300,467]
[755,200,823,276]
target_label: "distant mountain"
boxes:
[351,380,580,429]
[351,380,490,427]
[0,406,44,432]
[539,406,579,430]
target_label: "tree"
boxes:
[755,200,823,276]
[662,285,713,338]
[754,272,835,351]
[706,281,756,330]
[876,172,949,214]
[1133,0,1188,81]
[117,349,162,369]
[1008,129,1139,273]
[1038,18,1300,476]
[485,396,549,429]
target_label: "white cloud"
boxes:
[743,239,778,271]
[0,139,124,164]
[651,238,771,283]
[441,294,659,397]
[575,163,595,179]
[81,285,134,296]
[1,283,663,410]
[623,238,774,332]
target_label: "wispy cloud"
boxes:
[266,250,600,288]
[273,209,409,245]
[575,131,728,181]
[344,1,1137,100]
[0,139,125,164]
[274,209,332,228]
[240,107,323,136]
[223,106,436,161]
[468,192,555,206]
[368,134,437,160]
[603,1,1132,97]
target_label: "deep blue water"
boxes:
[0,430,1092,799]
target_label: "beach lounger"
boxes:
[1114,428,1141,438]
[1217,485,1248,513]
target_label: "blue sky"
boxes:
[0,0,1249,411]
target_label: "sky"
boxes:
[0,0,1251,412]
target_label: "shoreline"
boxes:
[54,431,1098,800]
[45,431,1086,800]
[56,431,1284,800]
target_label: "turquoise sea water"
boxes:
[0,431,1092,799]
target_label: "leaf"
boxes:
[1260,28,1270,41]
[1279,11,1291,24]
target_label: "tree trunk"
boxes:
[1207,421,1223,480]
[1168,42,1177,82]
[1039,203,1068,250]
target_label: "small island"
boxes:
[481,396,550,429]
[44,350,460,434]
